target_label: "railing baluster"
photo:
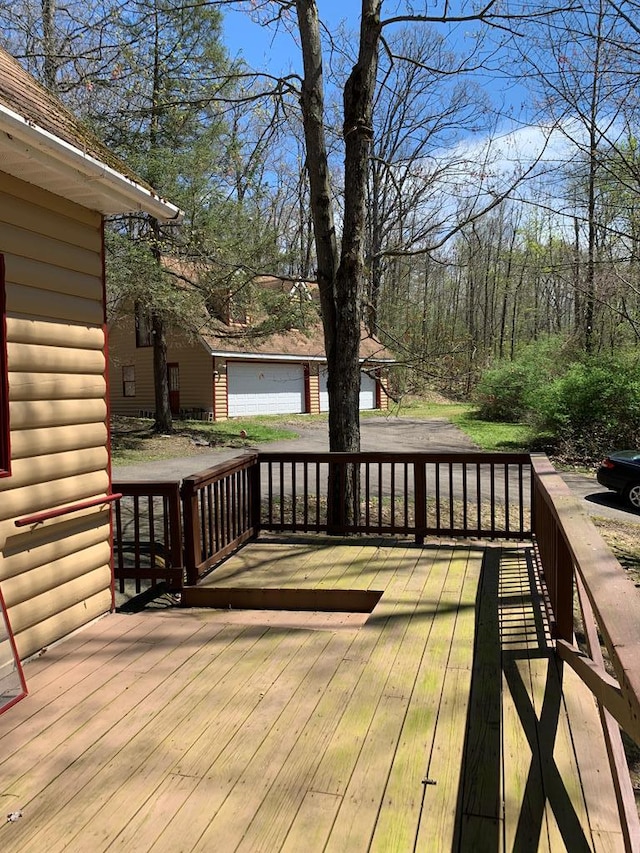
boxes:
[504,463,510,536]
[303,462,309,531]
[365,462,371,531]
[291,461,297,528]
[404,462,409,532]
[462,462,468,534]
[390,462,396,532]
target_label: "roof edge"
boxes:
[0,102,183,222]
[206,348,394,364]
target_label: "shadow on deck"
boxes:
[0,537,626,851]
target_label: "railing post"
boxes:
[414,461,426,544]
[250,456,261,536]
[181,478,201,586]
[167,483,184,587]
[555,529,574,642]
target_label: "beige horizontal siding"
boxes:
[0,222,102,277]
[0,189,101,251]
[0,447,108,492]
[12,587,112,660]
[0,471,109,524]
[10,398,107,429]
[2,541,111,609]
[308,373,320,414]
[8,567,111,635]
[9,373,106,401]
[0,173,111,659]
[0,172,102,227]
[214,368,228,420]
[8,342,105,374]
[8,255,103,302]
[10,422,107,459]
[0,511,110,580]
[7,282,104,325]
[8,313,104,349]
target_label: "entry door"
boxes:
[167,363,180,415]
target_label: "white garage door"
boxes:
[228,362,305,416]
[320,367,376,411]
[359,371,376,409]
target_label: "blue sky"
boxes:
[220,4,521,115]
[218,3,568,203]
[221,4,361,75]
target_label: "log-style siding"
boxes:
[213,357,228,420]
[0,172,112,660]
[308,365,320,414]
[109,313,215,417]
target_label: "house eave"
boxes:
[206,347,394,365]
[0,102,183,221]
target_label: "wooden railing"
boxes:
[258,451,532,540]
[530,454,640,850]
[110,448,640,846]
[181,453,260,585]
[112,481,183,593]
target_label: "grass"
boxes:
[111,415,299,465]
[386,398,536,451]
[111,401,536,465]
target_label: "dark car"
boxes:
[596,450,640,510]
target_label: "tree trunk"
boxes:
[41,0,57,90]
[151,311,172,432]
[296,1,381,528]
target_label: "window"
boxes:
[135,302,152,347]
[0,255,10,478]
[122,365,136,397]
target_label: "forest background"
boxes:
[2,0,640,461]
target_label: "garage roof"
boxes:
[201,321,394,364]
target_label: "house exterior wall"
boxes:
[109,313,214,417]
[213,358,228,420]
[0,172,112,660]
[378,368,390,411]
[308,363,320,414]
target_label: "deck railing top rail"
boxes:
[531,455,640,739]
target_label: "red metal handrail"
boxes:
[14,493,122,527]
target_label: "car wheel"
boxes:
[624,483,640,511]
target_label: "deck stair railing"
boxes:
[530,454,640,850]
[181,453,260,585]
[112,480,183,594]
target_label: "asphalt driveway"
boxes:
[111,417,479,481]
[112,416,640,524]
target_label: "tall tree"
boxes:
[515,0,635,353]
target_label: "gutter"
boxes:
[205,348,395,364]
[0,102,183,223]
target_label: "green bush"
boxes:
[474,338,567,422]
[474,362,533,422]
[531,358,640,459]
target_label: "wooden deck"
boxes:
[0,537,626,852]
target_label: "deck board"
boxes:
[0,536,628,852]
